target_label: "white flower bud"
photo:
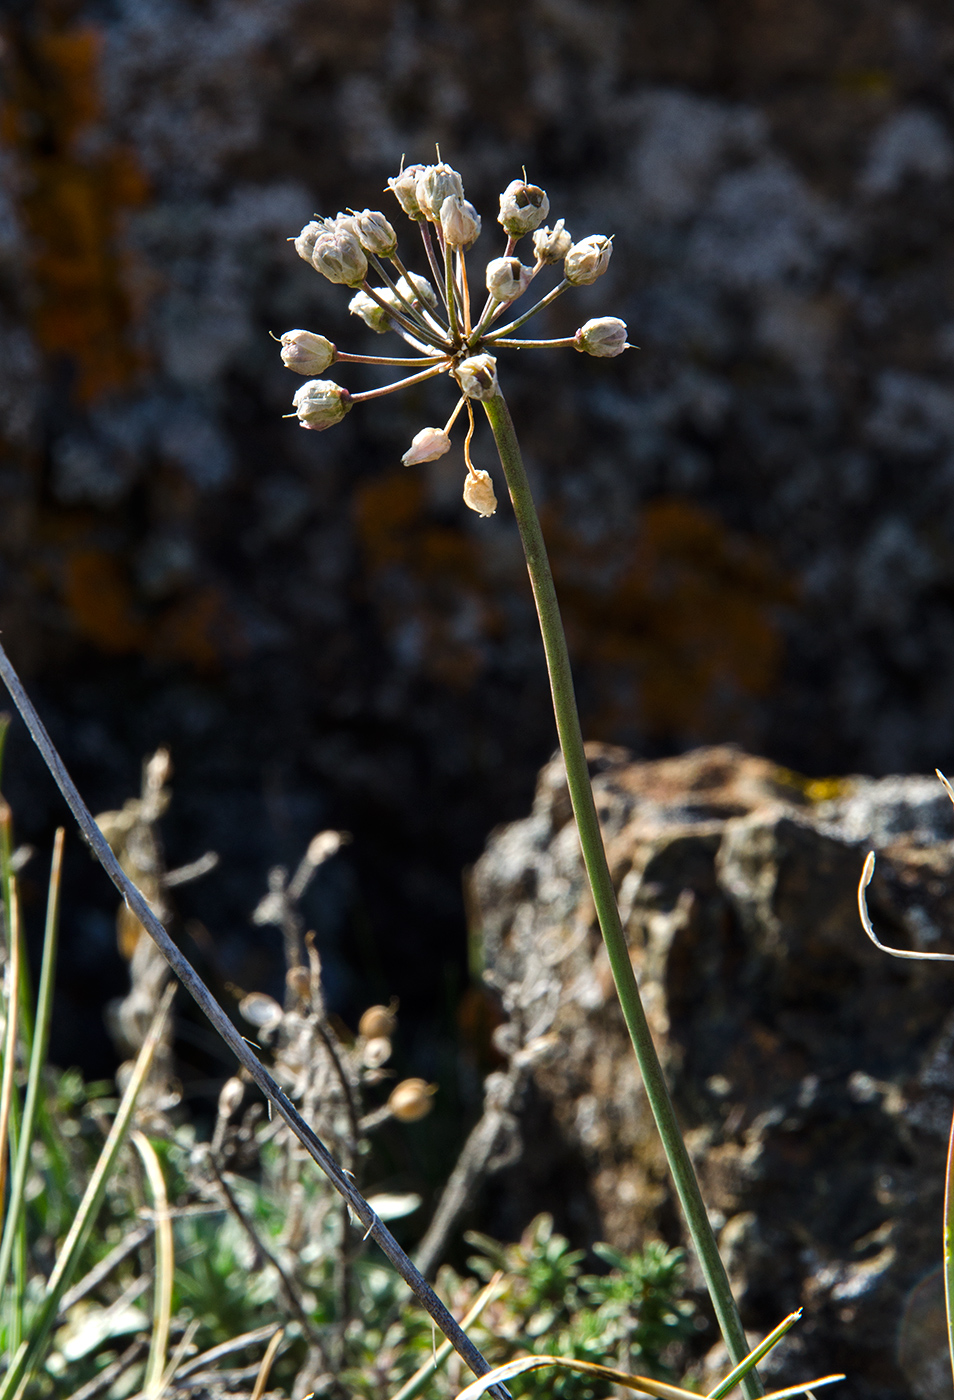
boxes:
[292,379,352,431]
[456,354,499,400]
[440,194,481,249]
[362,1035,392,1068]
[564,234,612,286]
[294,219,330,265]
[485,256,532,303]
[349,289,395,334]
[387,164,427,220]
[279,329,336,375]
[396,272,439,311]
[463,469,497,518]
[574,317,630,358]
[353,209,398,258]
[415,162,464,222]
[310,218,368,287]
[532,219,572,264]
[498,179,550,236]
[402,426,452,466]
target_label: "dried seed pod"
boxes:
[456,354,498,401]
[353,209,398,258]
[402,426,452,466]
[349,288,396,334]
[498,179,550,236]
[532,219,572,264]
[362,1036,392,1068]
[415,163,465,222]
[279,329,336,376]
[239,992,283,1030]
[485,256,532,303]
[440,194,481,250]
[564,234,612,286]
[387,163,427,220]
[217,1076,245,1120]
[310,218,368,287]
[388,1077,437,1122]
[396,272,439,311]
[292,379,352,431]
[286,965,311,1001]
[359,1002,398,1038]
[463,469,498,518]
[574,317,630,358]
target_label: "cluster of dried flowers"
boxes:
[280,161,629,517]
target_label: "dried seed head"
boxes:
[359,1002,398,1038]
[402,426,452,466]
[456,353,499,401]
[415,163,465,222]
[574,316,630,358]
[396,272,439,311]
[217,1076,245,1120]
[387,163,427,220]
[388,1077,437,1122]
[498,179,550,236]
[349,289,395,334]
[362,1035,392,1068]
[485,256,532,303]
[294,219,329,264]
[239,992,284,1030]
[306,829,347,865]
[353,209,398,258]
[310,218,369,287]
[440,194,481,249]
[564,234,612,286]
[280,329,336,375]
[463,469,497,517]
[292,379,352,430]
[532,219,572,265]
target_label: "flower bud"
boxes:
[217,1076,245,1120]
[362,1036,392,1069]
[498,179,550,236]
[564,234,612,286]
[388,1077,437,1122]
[396,272,439,311]
[463,469,498,518]
[440,194,481,249]
[485,256,532,303]
[280,329,336,375]
[294,219,330,265]
[239,992,283,1030]
[353,209,398,258]
[349,289,395,334]
[415,163,464,222]
[292,379,352,431]
[310,219,368,287]
[574,317,630,358]
[532,219,572,264]
[359,1002,398,1039]
[456,354,499,401]
[402,426,452,466]
[387,164,427,220]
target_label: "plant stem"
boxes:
[482,390,762,1400]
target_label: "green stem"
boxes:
[944,1103,954,1393]
[482,390,762,1400]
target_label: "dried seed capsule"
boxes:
[463,469,497,517]
[310,218,368,287]
[353,209,398,258]
[286,965,312,1001]
[292,379,352,430]
[349,289,396,334]
[440,194,481,249]
[396,272,439,311]
[279,329,336,375]
[456,353,499,401]
[402,426,452,466]
[532,219,572,264]
[498,179,550,236]
[362,1036,392,1068]
[387,163,427,220]
[359,1002,398,1038]
[389,1077,437,1122]
[294,218,331,265]
[415,163,465,222]
[217,1076,245,1120]
[239,992,283,1030]
[564,234,612,286]
[574,316,630,358]
[485,256,532,303]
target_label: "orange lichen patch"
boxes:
[548,498,791,739]
[0,11,150,405]
[64,549,147,653]
[151,586,228,673]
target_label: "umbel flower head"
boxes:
[281,159,630,516]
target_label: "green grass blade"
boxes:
[131,1131,174,1395]
[707,1312,803,1399]
[0,983,175,1400]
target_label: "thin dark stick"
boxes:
[0,640,508,1400]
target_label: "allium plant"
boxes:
[282,162,763,1400]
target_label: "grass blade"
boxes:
[131,1132,174,1396]
[708,1312,803,1399]
[453,1357,844,1400]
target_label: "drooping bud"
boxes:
[485,256,532,303]
[279,329,336,375]
[294,219,330,265]
[362,1036,392,1068]
[292,379,352,431]
[456,354,499,400]
[349,289,396,334]
[388,1077,437,1122]
[532,219,572,264]
[310,218,368,287]
[353,209,398,258]
[498,179,550,236]
[574,317,630,358]
[463,469,498,517]
[359,1001,398,1038]
[564,234,612,286]
[440,194,481,249]
[387,164,427,220]
[396,272,439,312]
[415,163,464,222]
[402,426,452,466]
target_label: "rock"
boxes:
[472,744,954,1400]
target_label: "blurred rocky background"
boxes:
[3,0,954,1327]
